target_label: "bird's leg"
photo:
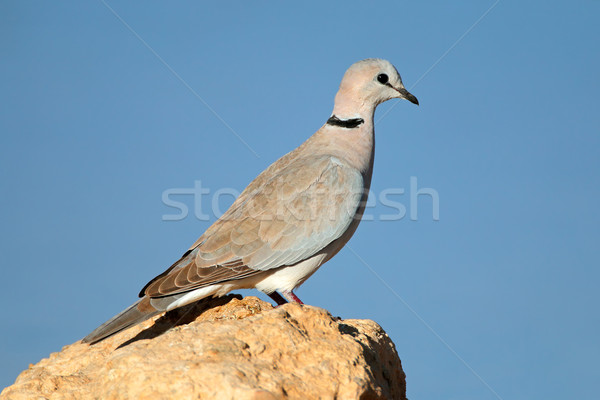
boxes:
[267,291,288,306]
[281,290,304,304]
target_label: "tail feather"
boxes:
[82,286,218,344]
[82,298,161,344]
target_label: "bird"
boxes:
[82,58,418,344]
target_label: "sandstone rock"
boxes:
[1,295,406,399]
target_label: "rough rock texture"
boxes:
[1,295,406,400]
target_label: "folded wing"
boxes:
[142,155,364,298]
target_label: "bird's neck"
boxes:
[310,106,376,179]
[331,91,376,121]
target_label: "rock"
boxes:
[1,295,406,400]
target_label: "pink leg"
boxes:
[282,290,304,304]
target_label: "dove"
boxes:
[82,58,418,344]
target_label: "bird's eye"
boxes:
[377,74,389,84]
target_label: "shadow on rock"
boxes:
[116,294,243,349]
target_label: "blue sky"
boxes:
[1,1,599,398]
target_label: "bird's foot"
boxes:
[267,290,304,306]
[281,290,304,304]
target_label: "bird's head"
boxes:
[335,59,419,111]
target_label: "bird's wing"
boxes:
[142,155,364,298]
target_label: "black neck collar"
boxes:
[326,115,364,129]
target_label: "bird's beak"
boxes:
[386,83,419,105]
[396,87,419,106]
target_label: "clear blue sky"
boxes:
[1,1,599,398]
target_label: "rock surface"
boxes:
[1,295,406,400]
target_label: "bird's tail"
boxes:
[82,297,162,344]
